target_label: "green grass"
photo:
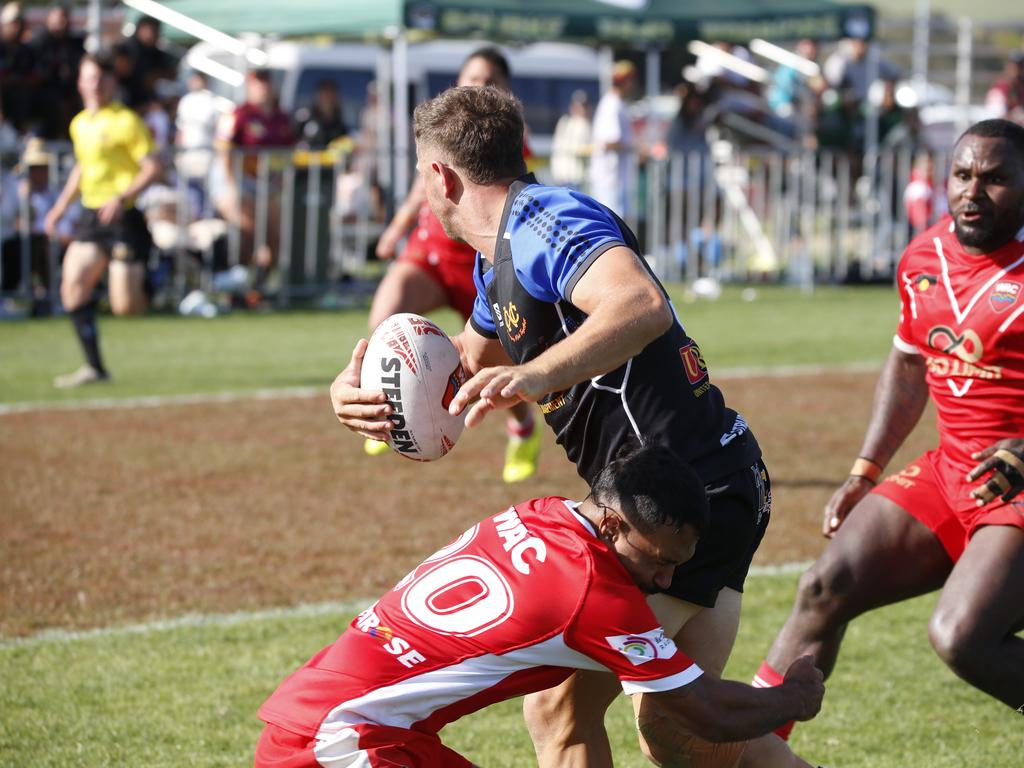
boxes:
[0,285,898,404]
[2,572,1020,767]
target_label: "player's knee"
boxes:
[928,607,987,677]
[793,561,857,622]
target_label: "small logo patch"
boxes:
[990,281,1020,313]
[605,628,675,666]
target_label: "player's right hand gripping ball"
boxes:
[360,313,467,461]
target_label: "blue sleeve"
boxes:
[469,253,498,337]
[506,186,628,303]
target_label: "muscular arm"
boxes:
[449,247,672,426]
[376,176,426,259]
[823,345,929,535]
[44,163,81,237]
[643,657,824,744]
[857,346,930,467]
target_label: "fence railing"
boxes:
[0,140,949,312]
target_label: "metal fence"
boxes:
[0,140,950,312]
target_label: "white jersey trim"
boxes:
[892,335,920,355]
[621,664,704,695]
[315,634,608,734]
[934,235,1024,325]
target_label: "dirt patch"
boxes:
[0,372,937,636]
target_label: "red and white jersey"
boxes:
[259,497,701,740]
[896,216,1024,465]
[406,202,477,266]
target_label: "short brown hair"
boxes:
[413,86,526,185]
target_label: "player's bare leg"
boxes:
[56,242,111,387]
[367,260,448,332]
[523,669,619,768]
[928,524,1024,708]
[765,495,950,678]
[108,260,147,316]
[740,494,951,766]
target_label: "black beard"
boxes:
[953,219,1012,252]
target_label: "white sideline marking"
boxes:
[0,362,881,416]
[0,563,812,649]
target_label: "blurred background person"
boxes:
[30,3,84,141]
[985,50,1024,124]
[294,78,349,150]
[589,59,637,217]
[549,89,591,189]
[44,51,161,388]
[125,15,177,100]
[213,68,294,303]
[0,1,36,134]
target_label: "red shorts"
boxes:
[399,226,477,321]
[254,722,473,768]
[871,446,1024,561]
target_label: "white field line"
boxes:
[0,562,812,650]
[0,362,881,416]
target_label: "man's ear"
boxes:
[435,162,462,202]
[599,512,622,542]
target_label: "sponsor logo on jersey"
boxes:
[989,281,1021,313]
[927,326,984,363]
[605,628,676,666]
[502,301,528,343]
[924,325,1002,383]
[492,302,504,329]
[540,391,568,414]
[355,604,427,668]
[679,341,710,396]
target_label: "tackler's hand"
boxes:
[967,439,1024,506]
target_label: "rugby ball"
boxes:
[361,313,467,461]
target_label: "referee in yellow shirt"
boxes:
[45,51,162,388]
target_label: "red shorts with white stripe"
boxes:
[871,446,1024,562]
[254,721,474,768]
[398,228,477,322]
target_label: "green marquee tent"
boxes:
[147,0,875,44]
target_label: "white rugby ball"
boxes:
[361,313,467,461]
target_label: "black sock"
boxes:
[69,300,105,375]
[253,265,270,291]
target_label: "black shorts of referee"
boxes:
[73,206,153,263]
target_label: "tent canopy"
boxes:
[150,0,875,44]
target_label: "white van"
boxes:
[182,39,600,153]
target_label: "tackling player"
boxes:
[254,444,824,768]
[365,47,541,484]
[45,51,161,388]
[747,119,1024,756]
[331,87,808,767]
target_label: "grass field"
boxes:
[2,284,1022,767]
[0,285,896,405]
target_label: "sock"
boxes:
[506,411,535,439]
[69,300,105,375]
[253,265,270,291]
[753,661,795,740]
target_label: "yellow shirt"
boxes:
[69,102,155,209]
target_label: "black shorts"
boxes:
[74,206,152,263]
[666,459,772,607]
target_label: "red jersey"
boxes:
[217,102,294,176]
[895,216,1024,465]
[259,497,701,741]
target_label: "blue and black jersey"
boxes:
[470,174,759,485]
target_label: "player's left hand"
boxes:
[449,365,547,428]
[97,195,125,226]
[967,438,1024,506]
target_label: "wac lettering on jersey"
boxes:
[491,507,547,575]
[379,357,416,454]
